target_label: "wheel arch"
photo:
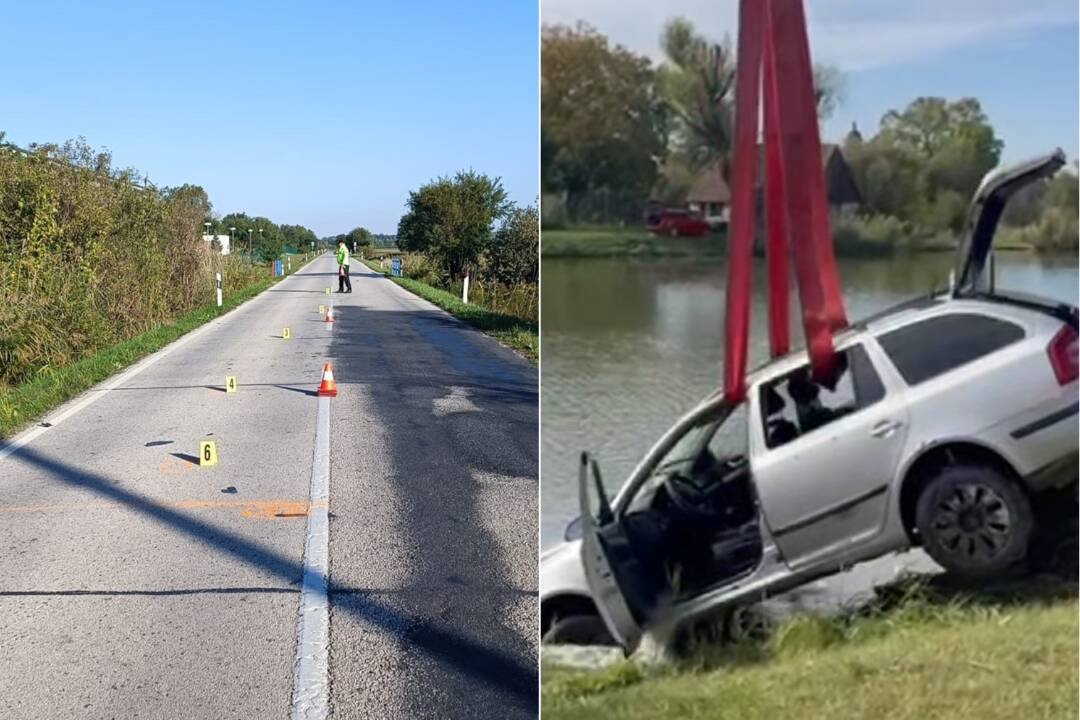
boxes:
[540,593,600,635]
[898,439,1023,543]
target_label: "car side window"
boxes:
[876,313,1025,386]
[760,344,884,450]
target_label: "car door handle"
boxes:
[871,420,903,438]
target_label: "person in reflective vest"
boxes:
[336,239,352,293]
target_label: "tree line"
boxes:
[0,133,315,388]
[542,19,1077,250]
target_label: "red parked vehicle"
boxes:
[646,208,711,237]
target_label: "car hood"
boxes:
[954,149,1067,297]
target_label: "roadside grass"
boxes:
[0,257,310,439]
[542,575,1078,720]
[542,227,725,258]
[359,259,538,363]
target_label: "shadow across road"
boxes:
[2,444,537,715]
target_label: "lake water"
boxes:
[541,251,1078,552]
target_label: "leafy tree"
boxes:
[280,224,318,251]
[486,203,538,285]
[345,227,373,248]
[397,170,510,280]
[657,17,843,174]
[542,23,667,216]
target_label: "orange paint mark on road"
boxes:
[240,500,314,518]
[0,498,328,518]
[159,457,198,476]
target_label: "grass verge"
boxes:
[542,228,725,258]
[0,257,310,439]
[359,259,537,363]
[542,576,1078,720]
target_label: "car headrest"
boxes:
[763,386,786,415]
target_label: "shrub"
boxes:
[831,213,909,256]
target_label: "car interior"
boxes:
[596,410,764,624]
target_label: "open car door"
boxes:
[578,453,645,653]
[578,399,738,654]
[954,149,1066,297]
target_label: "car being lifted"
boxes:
[543,151,1079,652]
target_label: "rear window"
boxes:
[877,313,1024,386]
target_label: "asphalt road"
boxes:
[0,255,538,719]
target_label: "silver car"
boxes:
[544,150,1078,653]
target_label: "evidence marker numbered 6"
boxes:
[199,440,218,467]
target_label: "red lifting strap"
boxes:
[723,0,848,405]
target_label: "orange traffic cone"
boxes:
[323,304,334,324]
[316,363,338,397]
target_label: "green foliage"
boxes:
[281,223,318,252]
[486,204,539,284]
[0,260,293,437]
[0,135,304,392]
[396,170,510,280]
[542,23,667,218]
[345,226,373,248]
[830,214,909,256]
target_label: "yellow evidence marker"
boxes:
[199,440,218,467]
[319,304,326,314]
[282,327,291,339]
[324,287,331,295]
[225,375,237,393]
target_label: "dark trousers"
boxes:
[338,264,352,292]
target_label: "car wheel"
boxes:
[669,228,678,238]
[541,614,614,646]
[916,464,1033,579]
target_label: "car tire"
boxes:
[541,614,614,646]
[916,464,1033,579]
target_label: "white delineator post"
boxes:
[215,272,222,307]
[462,273,470,304]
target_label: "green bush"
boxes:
[0,139,265,388]
[830,214,909,256]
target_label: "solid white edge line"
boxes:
[291,395,331,720]
[0,254,324,463]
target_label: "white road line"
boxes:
[0,255,324,463]
[291,395,331,720]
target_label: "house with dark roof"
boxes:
[686,143,863,227]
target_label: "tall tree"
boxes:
[657,17,844,174]
[345,227,373,248]
[541,23,667,216]
[397,170,510,280]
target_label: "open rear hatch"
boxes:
[953,149,1073,320]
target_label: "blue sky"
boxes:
[543,0,1079,163]
[1,1,538,236]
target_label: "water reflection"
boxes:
[541,252,1078,547]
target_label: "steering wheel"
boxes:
[663,473,715,519]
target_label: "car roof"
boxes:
[701,291,1060,402]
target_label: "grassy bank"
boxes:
[543,577,1078,720]
[0,256,310,439]
[542,228,725,258]
[359,259,537,362]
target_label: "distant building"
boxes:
[202,234,231,255]
[686,143,863,226]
